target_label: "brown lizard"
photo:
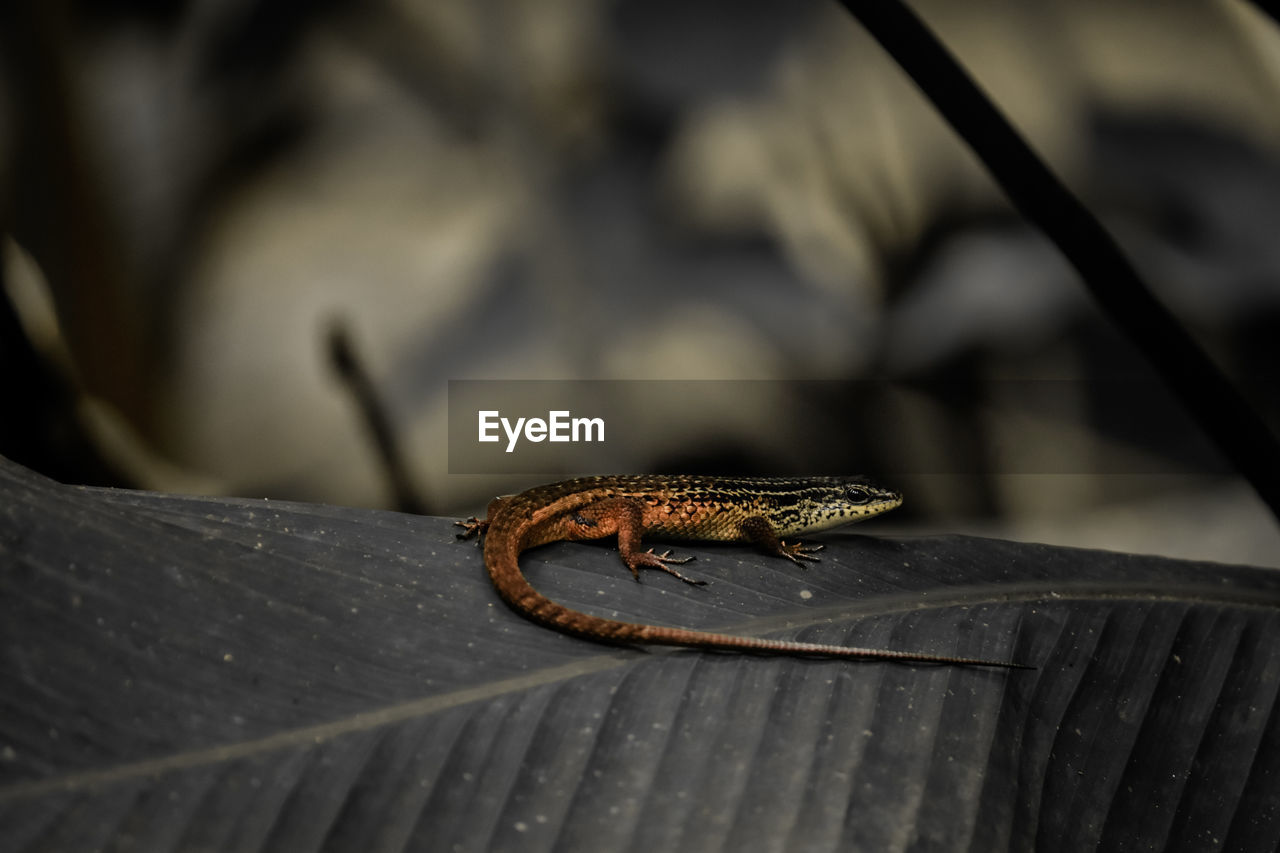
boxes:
[457,475,1029,668]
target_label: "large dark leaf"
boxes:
[2,456,1278,851]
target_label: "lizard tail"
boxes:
[633,626,1033,669]
[486,530,1029,668]
[483,516,1031,669]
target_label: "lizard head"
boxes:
[769,476,903,535]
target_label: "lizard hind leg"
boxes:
[454,517,488,541]
[627,549,703,585]
[580,497,705,585]
[455,494,513,541]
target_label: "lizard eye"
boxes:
[844,486,876,505]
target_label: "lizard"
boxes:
[456,474,1030,669]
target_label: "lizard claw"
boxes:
[625,548,704,585]
[778,540,823,564]
[455,517,488,541]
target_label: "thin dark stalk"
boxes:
[834,0,1280,522]
[327,319,430,516]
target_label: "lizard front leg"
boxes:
[739,515,823,564]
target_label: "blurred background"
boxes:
[2,0,1279,565]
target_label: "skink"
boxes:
[458,475,1028,668]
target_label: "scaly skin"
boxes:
[457,475,1030,669]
